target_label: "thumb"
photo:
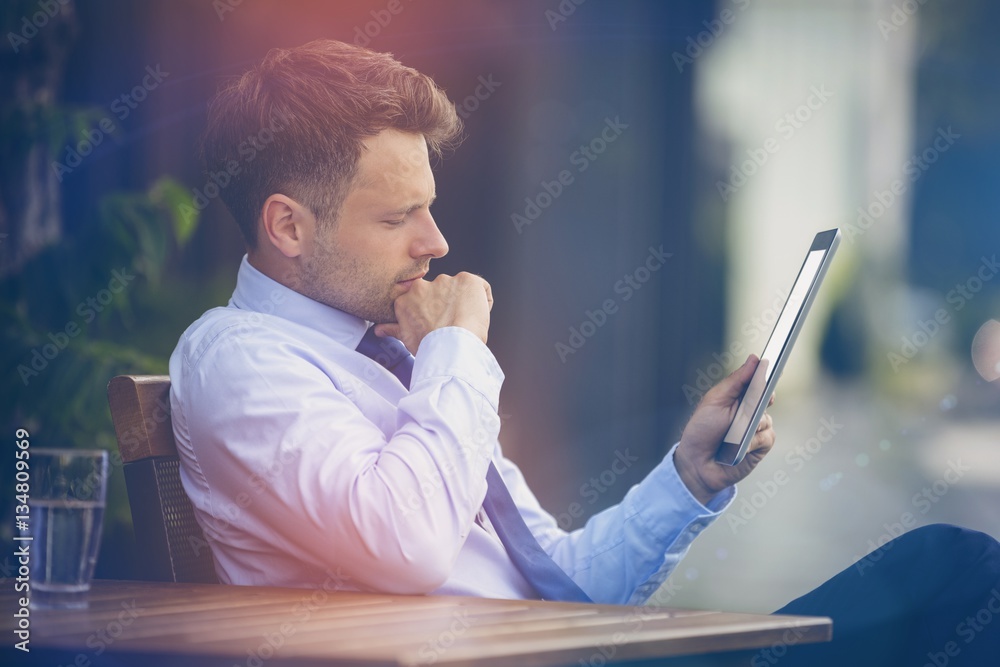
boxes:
[710,354,759,403]
[373,323,401,339]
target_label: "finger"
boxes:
[756,412,772,433]
[768,392,776,407]
[748,419,775,454]
[373,323,401,339]
[708,354,759,403]
[483,280,494,311]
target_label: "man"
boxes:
[171,40,1000,664]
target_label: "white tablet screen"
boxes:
[723,249,827,445]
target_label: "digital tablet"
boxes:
[715,228,841,466]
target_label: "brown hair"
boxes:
[200,39,462,248]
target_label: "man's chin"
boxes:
[364,303,398,325]
[308,294,395,325]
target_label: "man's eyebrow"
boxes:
[380,193,437,217]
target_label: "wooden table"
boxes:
[1,580,831,666]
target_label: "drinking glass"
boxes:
[28,448,108,610]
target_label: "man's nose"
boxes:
[412,213,449,259]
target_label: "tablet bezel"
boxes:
[714,228,841,467]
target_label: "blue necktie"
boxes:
[356,326,592,602]
[355,326,415,387]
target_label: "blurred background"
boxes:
[1,0,998,613]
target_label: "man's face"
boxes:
[299,129,448,323]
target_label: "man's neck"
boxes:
[247,249,298,294]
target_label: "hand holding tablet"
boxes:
[715,229,841,466]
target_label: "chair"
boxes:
[107,375,218,584]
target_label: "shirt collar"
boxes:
[229,255,370,350]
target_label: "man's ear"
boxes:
[260,194,312,258]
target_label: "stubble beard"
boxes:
[299,234,399,324]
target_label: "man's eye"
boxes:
[383,219,405,226]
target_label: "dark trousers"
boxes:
[770,524,1000,666]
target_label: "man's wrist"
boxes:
[447,317,488,345]
[672,447,720,506]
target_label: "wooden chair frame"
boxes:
[107,375,218,584]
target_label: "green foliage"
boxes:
[0,177,202,578]
[1,176,199,446]
[0,103,106,166]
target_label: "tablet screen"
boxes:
[715,230,839,466]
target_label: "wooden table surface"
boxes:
[1,580,831,666]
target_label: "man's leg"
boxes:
[773,524,1000,666]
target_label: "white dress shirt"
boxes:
[168,256,734,605]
